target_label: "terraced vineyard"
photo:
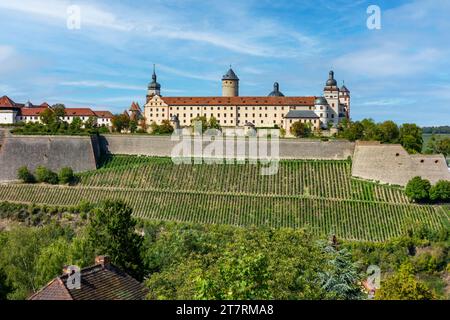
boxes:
[80,157,410,203]
[0,155,448,241]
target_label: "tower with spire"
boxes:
[339,81,350,119]
[222,66,239,97]
[146,64,161,102]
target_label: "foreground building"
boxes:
[0,95,113,127]
[29,256,148,300]
[144,67,350,134]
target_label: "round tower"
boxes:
[314,96,329,129]
[222,66,239,97]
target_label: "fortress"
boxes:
[143,67,350,135]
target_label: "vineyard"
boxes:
[0,155,448,241]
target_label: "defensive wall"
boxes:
[352,141,450,186]
[0,130,98,182]
[1,132,449,186]
[98,135,356,160]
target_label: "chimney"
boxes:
[95,255,111,267]
[62,265,72,275]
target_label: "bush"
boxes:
[405,176,431,203]
[429,180,450,202]
[17,166,34,183]
[290,121,311,138]
[35,166,59,185]
[58,167,74,184]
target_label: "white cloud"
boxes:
[333,46,441,77]
[0,0,320,58]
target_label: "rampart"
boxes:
[98,135,356,160]
[0,132,98,182]
[352,141,450,186]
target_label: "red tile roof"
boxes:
[0,95,21,109]
[94,110,114,118]
[64,108,96,117]
[158,96,316,106]
[19,107,48,116]
[129,102,141,111]
[29,260,148,300]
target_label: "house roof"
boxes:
[29,260,148,300]
[129,102,141,112]
[94,111,114,118]
[19,107,48,116]
[64,108,96,117]
[158,96,315,106]
[0,95,21,109]
[284,110,319,119]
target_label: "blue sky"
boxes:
[0,0,449,125]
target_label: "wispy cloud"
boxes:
[60,80,143,91]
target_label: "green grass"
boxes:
[1,156,448,241]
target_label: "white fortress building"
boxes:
[144,67,350,134]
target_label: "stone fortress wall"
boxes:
[0,130,98,182]
[98,135,355,160]
[0,132,449,186]
[352,141,450,186]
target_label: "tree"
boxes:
[399,123,423,154]
[405,176,431,203]
[58,167,74,184]
[34,238,71,287]
[208,116,221,131]
[378,120,399,143]
[112,114,130,132]
[129,120,138,133]
[342,121,364,141]
[86,200,144,280]
[84,116,96,130]
[290,121,311,138]
[0,267,12,300]
[0,224,70,299]
[39,108,56,126]
[17,166,34,183]
[52,104,66,120]
[434,138,450,158]
[375,262,435,300]
[35,166,59,185]
[319,244,364,300]
[69,117,83,131]
[361,118,381,141]
[429,180,450,202]
[195,251,271,300]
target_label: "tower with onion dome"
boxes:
[323,70,340,127]
[146,64,161,102]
